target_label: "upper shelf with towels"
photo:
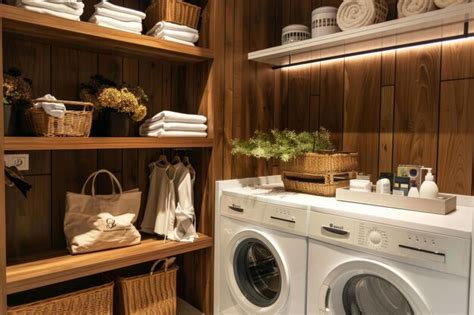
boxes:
[0,4,214,63]
[248,2,474,67]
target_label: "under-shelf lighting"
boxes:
[272,22,473,70]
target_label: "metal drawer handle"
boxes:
[322,226,349,236]
[228,204,244,212]
[270,216,296,224]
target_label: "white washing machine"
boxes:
[216,190,309,314]
[307,210,472,315]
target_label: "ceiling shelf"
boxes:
[7,234,213,294]
[248,3,474,66]
[0,4,213,63]
[4,137,214,151]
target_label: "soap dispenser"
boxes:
[419,168,439,199]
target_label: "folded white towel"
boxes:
[90,14,142,33]
[153,30,199,43]
[140,129,208,138]
[156,35,195,46]
[95,7,142,22]
[34,94,67,118]
[336,0,388,31]
[140,120,208,132]
[398,0,436,18]
[146,111,207,124]
[434,0,467,8]
[95,0,146,19]
[20,5,81,20]
[16,0,83,10]
[147,21,198,35]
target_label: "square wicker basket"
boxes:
[144,0,201,31]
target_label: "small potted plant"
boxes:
[2,68,33,136]
[79,75,148,137]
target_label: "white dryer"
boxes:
[217,191,309,314]
[307,210,471,315]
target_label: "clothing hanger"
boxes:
[183,155,191,167]
[157,154,169,166]
[171,155,182,165]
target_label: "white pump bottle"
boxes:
[419,168,439,199]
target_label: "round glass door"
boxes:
[233,238,281,307]
[343,275,414,315]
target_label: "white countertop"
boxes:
[222,184,473,239]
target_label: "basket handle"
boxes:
[34,99,94,112]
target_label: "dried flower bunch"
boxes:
[232,128,335,162]
[79,75,148,122]
[3,68,33,106]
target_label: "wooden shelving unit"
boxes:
[0,4,213,63]
[6,234,213,294]
[248,2,474,65]
[4,137,214,151]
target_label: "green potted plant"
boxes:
[2,68,33,136]
[79,75,148,137]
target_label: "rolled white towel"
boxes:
[90,14,142,34]
[34,94,66,118]
[94,0,146,19]
[433,0,468,8]
[140,129,208,138]
[20,5,81,20]
[140,120,207,132]
[149,29,199,43]
[95,7,142,22]
[397,0,436,18]
[146,111,207,124]
[337,0,388,31]
[16,0,83,10]
[148,21,198,35]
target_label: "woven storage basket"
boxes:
[117,259,178,315]
[144,0,201,31]
[281,152,359,174]
[373,0,389,23]
[7,281,113,315]
[27,99,94,137]
[282,171,357,196]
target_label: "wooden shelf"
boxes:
[248,2,474,65]
[0,4,213,63]
[6,234,213,294]
[4,137,214,151]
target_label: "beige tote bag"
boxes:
[64,169,142,254]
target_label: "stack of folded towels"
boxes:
[16,0,84,21]
[89,0,146,34]
[146,21,199,46]
[140,111,207,138]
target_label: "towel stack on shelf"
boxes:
[146,21,199,46]
[89,0,146,34]
[140,111,207,138]
[16,0,84,21]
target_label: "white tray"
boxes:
[335,188,457,215]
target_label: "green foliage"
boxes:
[232,128,335,162]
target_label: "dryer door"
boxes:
[225,230,289,314]
[319,260,430,315]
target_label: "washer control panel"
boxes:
[308,211,470,276]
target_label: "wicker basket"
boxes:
[117,259,178,315]
[7,281,113,315]
[281,152,359,174]
[27,99,94,137]
[282,171,357,196]
[144,0,201,31]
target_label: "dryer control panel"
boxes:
[308,212,470,277]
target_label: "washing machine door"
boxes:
[319,260,430,315]
[225,230,289,314]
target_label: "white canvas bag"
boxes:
[64,169,142,254]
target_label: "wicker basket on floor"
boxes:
[144,0,201,31]
[117,259,178,315]
[27,99,94,137]
[280,152,359,174]
[7,282,113,315]
[282,171,357,196]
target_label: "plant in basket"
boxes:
[79,75,148,137]
[232,128,359,196]
[2,67,33,136]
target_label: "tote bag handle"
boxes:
[81,169,123,196]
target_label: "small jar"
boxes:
[311,6,340,38]
[281,24,311,45]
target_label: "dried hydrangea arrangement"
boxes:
[79,75,148,122]
[3,68,33,107]
[232,128,335,162]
